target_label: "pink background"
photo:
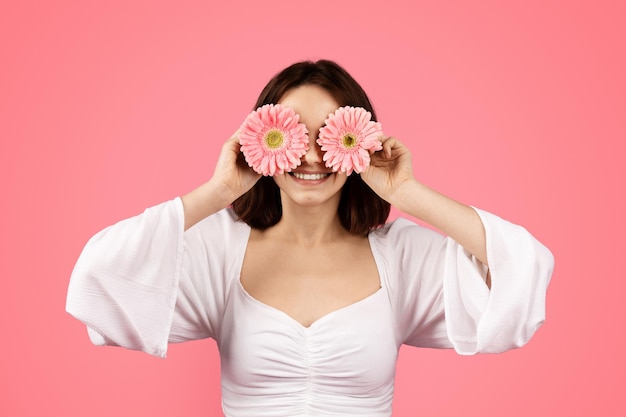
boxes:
[1,0,624,416]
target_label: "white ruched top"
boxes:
[66,198,554,417]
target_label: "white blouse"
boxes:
[66,198,554,417]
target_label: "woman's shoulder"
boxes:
[185,206,250,234]
[368,217,448,272]
[187,206,245,229]
[370,217,445,248]
[183,206,251,253]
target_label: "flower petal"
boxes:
[318,106,383,174]
[240,104,309,176]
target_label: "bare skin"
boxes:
[182,85,490,327]
[241,227,380,328]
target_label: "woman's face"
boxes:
[273,84,348,208]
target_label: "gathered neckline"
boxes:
[237,280,384,330]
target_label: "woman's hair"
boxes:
[231,59,390,235]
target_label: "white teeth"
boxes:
[292,172,329,181]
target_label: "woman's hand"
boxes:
[181,131,260,230]
[360,136,416,207]
[210,131,262,203]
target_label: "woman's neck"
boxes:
[272,196,349,247]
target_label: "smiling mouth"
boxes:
[290,172,332,181]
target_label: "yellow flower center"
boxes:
[342,133,357,148]
[264,130,284,149]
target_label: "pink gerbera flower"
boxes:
[239,104,309,176]
[317,106,383,175]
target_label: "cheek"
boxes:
[271,174,288,190]
[329,173,349,190]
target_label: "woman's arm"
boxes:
[361,137,488,267]
[67,132,258,357]
[365,137,554,353]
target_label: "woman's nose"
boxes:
[302,136,324,165]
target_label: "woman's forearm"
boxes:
[392,180,488,266]
[181,180,235,231]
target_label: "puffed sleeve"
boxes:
[374,208,554,355]
[66,198,248,358]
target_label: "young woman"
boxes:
[67,60,554,417]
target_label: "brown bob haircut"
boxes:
[231,59,390,236]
